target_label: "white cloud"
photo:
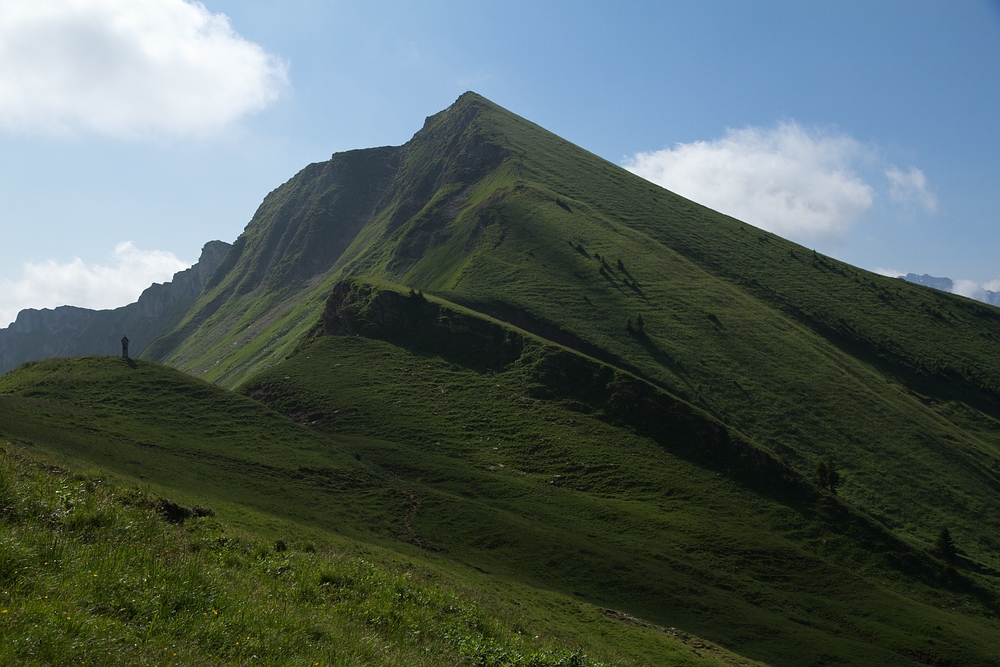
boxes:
[0,242,188,327]
[950,278,1000,306]
[624,123,875,243]
[951,279,983,300]
[873,267,904,278]
[0,0,288,137]
[886,166,937,212]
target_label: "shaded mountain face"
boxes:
[903,273,955,293]
[0,240,230,374]
[141,97,511,375]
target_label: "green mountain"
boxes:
[3,92,1000,666]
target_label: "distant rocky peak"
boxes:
[901,273,954,292]
[900,272,1000,307]
[0,239,232,375]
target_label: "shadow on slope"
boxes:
[238,279,1000,667]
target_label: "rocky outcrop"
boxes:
[322,279,525,372]
[319,279,806,496]
[0,240,231,374]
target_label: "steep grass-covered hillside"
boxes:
[148,92,1000,584]
[241,280,1000,667]
[8,93,999,665]
[4,312,1000,665]
[0,442,752,666]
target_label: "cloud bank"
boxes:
[624,123,936,243]
[0,242,189,327]
[0,0,288,137]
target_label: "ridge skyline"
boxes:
[3,85,996,329]
[4,0,999,322]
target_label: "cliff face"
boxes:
[0,240,231,374]
[146,95,513,382]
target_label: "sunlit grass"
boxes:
[0,444,754,666]
[0,447,612,666]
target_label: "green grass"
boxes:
[143,94,1000,588]
[10,92,1000,665]
[3,348,999,665]
[240,320,1000,667]
[360,95,1000,586]
[0,440,758,666]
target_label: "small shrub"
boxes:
[815,457,842,494]
[935,527,957,563]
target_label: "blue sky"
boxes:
[1,1,998,325]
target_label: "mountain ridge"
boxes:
[0,239,230,374]
[2,92,1000,665]
[133,92,1000,580]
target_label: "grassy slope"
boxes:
[7,331,1000,664]
[238,284,1000,667]
[3,352,999,666]
[0,358,752,667]
[332,94,1000,580]
[98,92,1000,663]
[0,358,402,544]
[0,452,750,667]
[149,93,1000,581]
